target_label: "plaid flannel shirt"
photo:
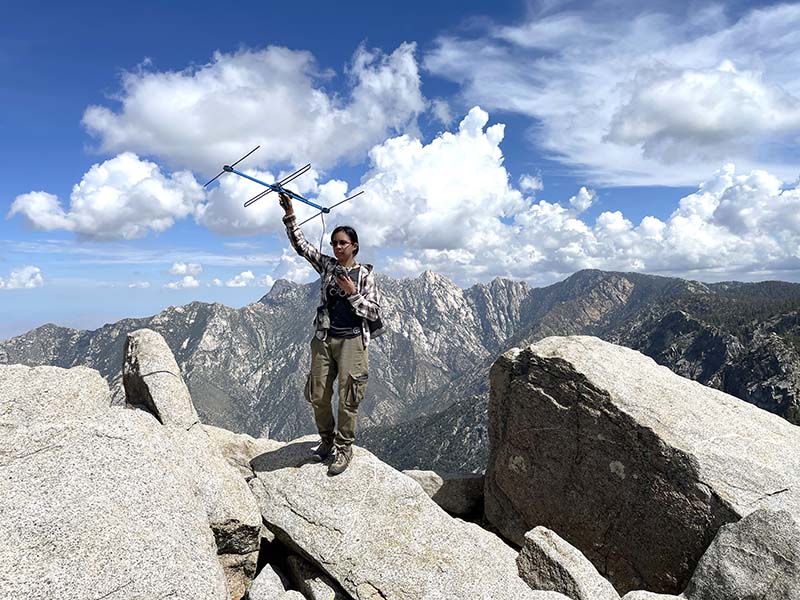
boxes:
[283,213,381,347]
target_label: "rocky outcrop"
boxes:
[7,325,799,599]
[285,554,348,600]
[0,364,229,599]
[1,329,270,599]
[517,527,620,600]
[124,329,262,593]
[486,336,800,594]
[246,564,304,600]
[683,508,800,600]
[402,469,484,516]
[123,327,200,428]
[204,423,284,480]
[249,437,568,600]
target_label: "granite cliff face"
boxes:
[2,269,799,472]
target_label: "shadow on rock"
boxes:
[251,440,317,473]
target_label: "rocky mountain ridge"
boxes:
[2,269,799,472]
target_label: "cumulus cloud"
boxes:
[0,266,44,290]
[425,4,800,185]
[352,108,799,284]
[519,174,543,193]
[82,43,425,174]
[169,262,202,276]
[383,162,800,284]
[164,275,200,289]
[271,249,316,283]
[339,106,524,251]
[225,271,255,287]
[9,153,204,240]
[128,281,151,288]
[568,187,596,214]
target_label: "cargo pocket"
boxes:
[303,372,313,404]
[344,372,368,411]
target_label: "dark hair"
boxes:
[331,225,359,255]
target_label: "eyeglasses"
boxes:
[330,240,352,248]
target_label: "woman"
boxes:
[279,192,382,475]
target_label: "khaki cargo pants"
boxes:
[305,335,369,449]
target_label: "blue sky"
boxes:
[2,0,800,339]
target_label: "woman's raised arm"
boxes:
[279,192,327,274]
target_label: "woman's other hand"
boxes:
[278,192,294,216]
[337,275,357,296]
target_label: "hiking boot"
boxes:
[311,438,335,462]
[328,445,352,475]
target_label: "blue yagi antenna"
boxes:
[204,146,364,226]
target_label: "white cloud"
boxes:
[9,153,204,240]
[164,275,200,289]
[519,174,543,193]
[225,270,255,287]
[210,278,223,287]
[169,262,202,276]
[354,109,799,284]
[0,266,44,290]
[343,106,524,251]
[128,281,151,289]
[605,61,800,163]
[82,43,425,174]
[258,275,275,288]
[425,4,800,185]
[569,187,596,214]
[272,248,317,283]
[430,98,452,125]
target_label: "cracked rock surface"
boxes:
[486,335,800,595]
[123,327,200,428]
[518,526,620,600]
[250,436,568,600]
[0,364,228,599]
[683,508,800,600]
[285,553,349,600]
[123,329,262,595]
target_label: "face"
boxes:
[331,231,357,265]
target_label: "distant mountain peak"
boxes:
[258,278,307,305]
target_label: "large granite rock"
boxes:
[486,336,800,594]
[246,564,301,600]
[250,437,568,600]
[0,364,229,599]
[123,327,199,428]
[168,426,262,555]
[517,527,620,600]
[0,363,110,423]
[204,423,285,480]
[285,554,348,600]
[683,508,800,600]
[402,469,484,516]
[122,329,262,592]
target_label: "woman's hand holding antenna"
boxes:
[278,191,294,216]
